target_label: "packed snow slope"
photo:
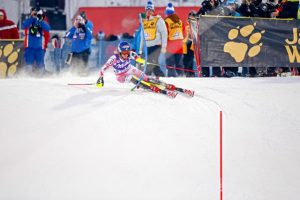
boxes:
[0,73,299,200]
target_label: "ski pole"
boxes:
[136,57,197,73]
[131,72,145,91]
[67,83,95,86]
[131,13,148,91]
[146,61,197,73]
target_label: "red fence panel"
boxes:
[78,7,199,36]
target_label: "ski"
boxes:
[132,76,194,97]
[132,76,178,98]
[164,84,195,97]
[139,80,178,98]
[147,78,195,97]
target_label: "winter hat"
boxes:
[80,11,87,20]
[145,1,155,11]
[225,0,236,5]
[165,2,175,16]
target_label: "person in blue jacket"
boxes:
[22,7,50,76]
[66,11,93,75]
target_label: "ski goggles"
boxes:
[121,50,130,55]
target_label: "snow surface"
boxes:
[0,73,300,200]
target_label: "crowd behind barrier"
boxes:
[43,35,199,77]
[191,0,300,77]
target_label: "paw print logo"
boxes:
[224,23,265,63]
[0,42,20,78]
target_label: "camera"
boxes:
[256,1,278,17]
[29,25,42,36]
[200,0,220,14]
[30,7,44,20]
[78,22,85,29]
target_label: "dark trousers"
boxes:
[224,67,238,74]
[249,67,257,76]
[166,53,183,77]
[146,45,164,77]
[183,41,195,77]
[201,67,221,77]
[24,48,46,76]
[71,48,90,74]
[24,48,45,69]
[53,48,62,73]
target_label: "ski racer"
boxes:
[96,41,193,98]
[96,41,160,90]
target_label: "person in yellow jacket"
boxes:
[164,2,185,77]
[143,1,168,77]
[182,12,195,77]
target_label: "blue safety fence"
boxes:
[45,37,198,77]
[46,38,134,73]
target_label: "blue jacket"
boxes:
[66,20,93,53]
[22,17,50,49]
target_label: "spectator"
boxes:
[121,32,134,39]
[105,34,118,41]
[224,0,241,16]
[264,0,280,18]
[183,11,196,77]
[66,12,93,76]
[238,0,257,17]
[51,34,64,73]
[96,30,105,41]
[37,10,51,75]
[271,0,298,74]
[238,0,274,18]
[164,2,185,77]
[0,9,19,39]
[239,0,279,18]
[197,0,223,15]
[271,0,298,19]
[142,1,167,77]
[22,7,50,76]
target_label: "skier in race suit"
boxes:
[96,41,160,91]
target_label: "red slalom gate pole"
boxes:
[220,111,223,200]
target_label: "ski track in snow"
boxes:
[0,74,300,200]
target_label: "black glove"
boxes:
[37,14,43,21]
[78,23,86,32]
